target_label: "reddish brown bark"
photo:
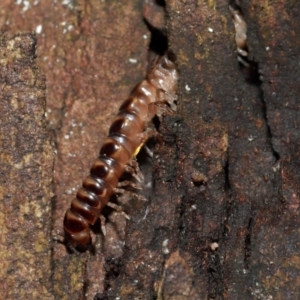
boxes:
[0,32,53,299]
[1,0,299,299]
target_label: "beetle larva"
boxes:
[63,54,178,249]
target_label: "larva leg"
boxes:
[148,99,175,120]
[53,229,80,253]
[100,215,107,236]
[53,230,83,253]
[124,159,144,183]
[107,202,131,220]
[237,56,250,67]
[138,127,159,143]
[117,180,143,190]
[67,243,81,255]
[132,127,160,158]
[143,145,154,158]
[114,187,147,202]
[52,229,65,244]
[157,88,178,111]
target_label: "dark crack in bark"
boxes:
[229,0,280,163]
[244,216,254,270]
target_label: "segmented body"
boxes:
[63,55,178,248]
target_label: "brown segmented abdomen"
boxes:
[63,55,178,249]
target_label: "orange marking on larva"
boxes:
[63,55,178,249]
[133,142,145,157]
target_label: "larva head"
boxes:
[64,208,91,250]
[148,55,179,101]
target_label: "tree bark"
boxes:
[0,0,299,299]
[0,32,53,300]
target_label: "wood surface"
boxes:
[0,0,299,299]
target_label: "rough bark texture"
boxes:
[0,33,54,299]
[1,1,149,299]
[1,0,299,299]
